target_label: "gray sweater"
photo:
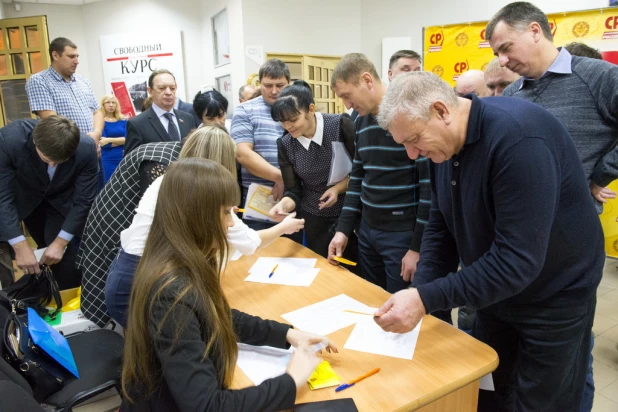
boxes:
[503,54,618,212]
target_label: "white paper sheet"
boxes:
[480,373,495,391]
[34,248,47,262]
[327,141,353,186]
[243,183,276,223]
[281,294,376,336]
[230,249,243,261]
[245,267,320,287]
[248,258,317,274]
[236,343,292,385]
[344,317,422,360]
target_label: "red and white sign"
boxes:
[100,30,186,117]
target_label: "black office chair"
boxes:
[0,304,124,411]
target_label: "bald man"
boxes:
[484,58,520,96]
[454,70,491,97]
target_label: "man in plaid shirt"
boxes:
[26,37,103,183]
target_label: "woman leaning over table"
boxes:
[120,158,336,412]
[99,94,127,182]
[269,81,358,265]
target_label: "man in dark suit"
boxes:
[177,98,200,126]
[0,116,98,289]
[124,69,197,155]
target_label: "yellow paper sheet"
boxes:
[307,360,341,390]
[247,185,276,216]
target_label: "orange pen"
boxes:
[335,368,381,392]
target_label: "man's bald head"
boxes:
[454,70,491,97]
[484,58,520,96]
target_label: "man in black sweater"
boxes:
[328,53,431,293]
[374,72,603,412]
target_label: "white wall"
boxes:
[241,0,362,76]
[360,0,609,75]
[3,3,90,81]
[201,0,246,109]
[81,0,204,101]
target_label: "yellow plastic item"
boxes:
[61,287,81,312]
[307,360,341,390]
[332,256,357,266]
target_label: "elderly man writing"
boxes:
[374,71,603,412]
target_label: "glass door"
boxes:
[0,16,50,127]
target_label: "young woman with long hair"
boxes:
[120,158,335,411]
[105,126,304,327]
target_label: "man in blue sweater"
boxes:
[486,3,618,409]
[328,53,431,293]
[374,72,604,412]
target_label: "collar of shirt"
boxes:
[152,102,175,119]
[297,112,324,150]
[48,66,75,83]
[519,47,572,90]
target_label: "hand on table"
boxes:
[374,288,426,333]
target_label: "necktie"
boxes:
[163,112,181,141]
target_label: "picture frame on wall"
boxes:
[216,74,233,117]
[212,8,230,67]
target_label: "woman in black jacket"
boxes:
[269,81,358,263]
[120,158,336,412]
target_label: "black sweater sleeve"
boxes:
[277,137,303,210]
[340,114,355,159]
[149,283,296,412]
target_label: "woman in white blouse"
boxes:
[105,126,304,327]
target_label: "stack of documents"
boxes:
[244,257,320,287]
[236,343,292,385]
[307,360,341,390]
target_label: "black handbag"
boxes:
[3,299,71,402]
[1,266,62,319]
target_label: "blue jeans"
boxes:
[105,249,141,328]
[357,218,412,293]
[476,295,595,412]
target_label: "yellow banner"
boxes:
[424,7,618,257]
[424,8,618,86]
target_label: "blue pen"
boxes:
[268,264,278,278]
[335,368,381,392]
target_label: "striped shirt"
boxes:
[230,96,284,188]
[26,67,98,134]
[335,114,431,251]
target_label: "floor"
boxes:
[71,259,618,411]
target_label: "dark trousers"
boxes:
[303,211,360,276]
[475,295,596,412]
[22,201,82,290]
[105,248,141,328]
[357,218,412,293]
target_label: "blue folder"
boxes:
[27,308,79,379]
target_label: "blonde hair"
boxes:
[179,126,237,180]
[122,158,240,401]
[99,94,125,120]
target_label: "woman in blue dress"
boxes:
[99,94,127,182]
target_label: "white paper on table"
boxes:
[344,317,422,360]
[327,141,353,186]
[230,249,243,261]
[245,267,320,287]
[281,294,376,336]
[236,343,292,385]
[243,183,276,223]
[248,257,317,274]
[479,373,495,391]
